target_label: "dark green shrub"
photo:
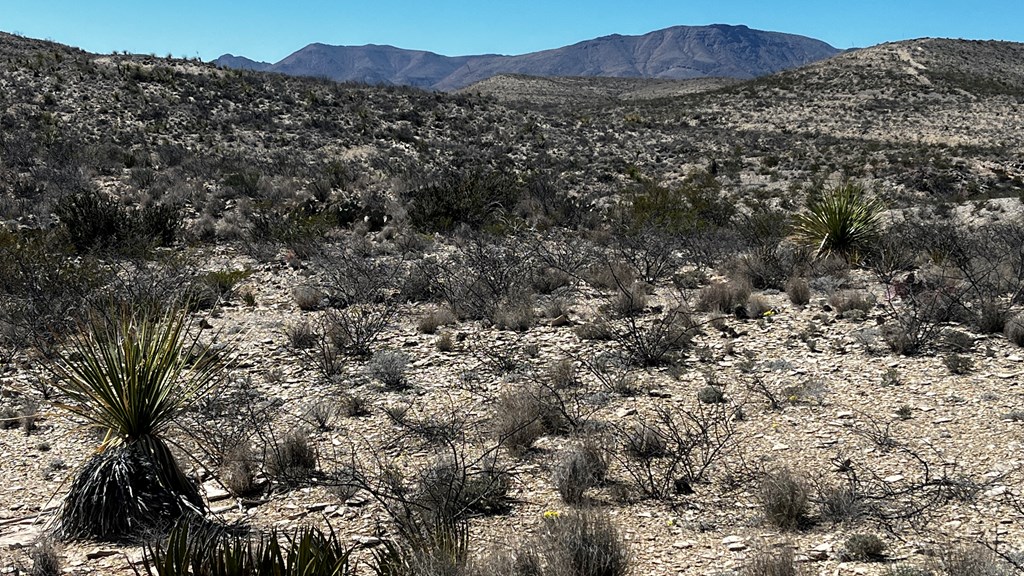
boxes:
[840,533,886,562]
[403,168,521,233]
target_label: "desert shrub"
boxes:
[201,268,252,303]
[403,167,522,233]
[697,385,725,404]
[731,244,810,290]
[219,443,258,497]
[539,509,630,576]
[698,280,752,313]
[413,454,512,522]
[265,429,317,486]
[759,468,811,530]
[493,386,567,457]
[493,297,537,331]
[829,290,875,315]
[56,187,180,255]
[793,181,883,262]
[284,321,317,349]
[616,403,737,500]
[817,483,862,524]
[321,302,398,357]
[944,352,974,375]
[883,564,934,576]
[546,358,579,390]
[785,277,811,306]
[936,544,1014,576]
[585,260,635,292]
[417,306,457,334]
[435,331,455,352]
[1005,313,1024,346]
[552,440,608,504]
[611,304,699,366]
[367,349,411,390]
[425,234,537,323]
[52,308,224,541]
[840,533,886,562]
[741,544,800,576]
[608,282,648,317]
[26,538,62,576]
[745,295,773,319]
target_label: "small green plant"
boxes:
[840,533,886,562]
[367,350,411,390]
[793,182,883,262]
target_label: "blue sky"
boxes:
[2,1,1021,63]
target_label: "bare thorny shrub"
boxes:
[613,401,739,501]
[418,232,538,326]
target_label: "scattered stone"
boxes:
[808,542,831,561]
[354,535,382,547]
[883,474,905,483]
[722,535,746,551]
[86,548,119,560]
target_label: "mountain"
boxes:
[213,24,841,90]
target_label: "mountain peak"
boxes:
[213,24,840,90]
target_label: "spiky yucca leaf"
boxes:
[53,308,224,445]
[793,183,884,262]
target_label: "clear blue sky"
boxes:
[2,1,1021,63]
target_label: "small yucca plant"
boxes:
[141,520,356,576]
[793,182,884,262]
[53,307,225,541]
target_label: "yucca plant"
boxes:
[140,520,356,576]
[793,182,884,263]
[52,307,225,541]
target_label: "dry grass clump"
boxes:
[552,440,608,504]
[492,386,567,458]
[698,279,751,313]
[292,284,325,311]
[785,277,811,306]
[418,306,457,334]
[759,468,811,530]
[265,429,317,486]
[741,544,801,576]
[539,509,631,576]
[829,290,875,315]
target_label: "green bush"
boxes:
[52,308,225,540]
[793,182,883,262]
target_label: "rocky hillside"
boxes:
[4,31,1024,576]
[214,24,841,90]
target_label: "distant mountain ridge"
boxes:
[213,24,841,90]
